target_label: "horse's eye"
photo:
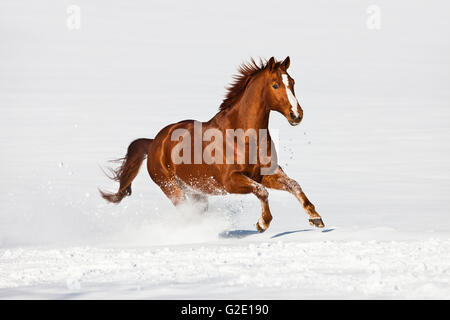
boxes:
[272,84,279,89]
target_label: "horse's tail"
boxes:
[99,138,153,204]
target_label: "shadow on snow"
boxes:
[219,228,335,239]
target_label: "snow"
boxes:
[0,0,449,299]
[1,238,450,299]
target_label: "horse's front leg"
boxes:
[224,172,272,232]
[261,166,324,228]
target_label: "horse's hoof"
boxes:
[309,217,325,228]
[256,223,265,233]
[256,218,268,233]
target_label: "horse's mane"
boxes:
[219,58,282,111]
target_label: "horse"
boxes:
[100,56,325,232]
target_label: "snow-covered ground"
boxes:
[0,1,449,299]
[2,238,450,299]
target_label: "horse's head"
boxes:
[264,56,303,126]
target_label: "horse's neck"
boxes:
[214,80,270,131]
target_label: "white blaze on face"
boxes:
[281,73,299,117]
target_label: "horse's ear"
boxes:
[267,57,276,71]
[281,56,290,71]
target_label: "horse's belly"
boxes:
[175,165,227,195]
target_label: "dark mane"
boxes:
[219,58,282,111]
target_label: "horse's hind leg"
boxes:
[155,178,187,207]
[157,181,209,215]
[261,166,324,228]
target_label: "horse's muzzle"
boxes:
[288,110,303,126]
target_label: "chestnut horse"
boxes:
[100,57,324,232]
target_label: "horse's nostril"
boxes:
[290,112,300,121]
